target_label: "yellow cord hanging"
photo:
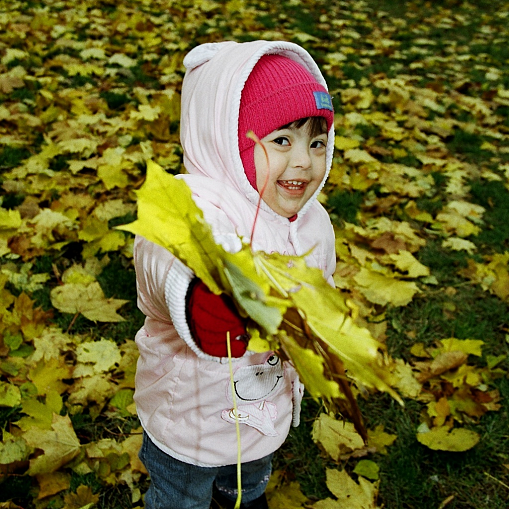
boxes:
[226,331,242,509]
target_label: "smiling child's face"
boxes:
[253,119,327,218]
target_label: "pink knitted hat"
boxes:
[238,54,334,189]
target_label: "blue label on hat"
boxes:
[314,91,333,111]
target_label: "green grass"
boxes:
[0,475,34,505]
[100,91,132,110]
[273,397,331,501]
[327,189,364,224]
[469,180,509,252]
[1,192,25,209]
[446,130,492,163]
[0,146,31,169]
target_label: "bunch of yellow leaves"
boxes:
[120,161,403,438]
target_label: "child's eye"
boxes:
[273,137,290,146]
[311,139,326,149]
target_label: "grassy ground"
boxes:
[1,0,509,508]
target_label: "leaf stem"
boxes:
[66,312,80,333]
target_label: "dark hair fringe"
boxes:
[280,117,328,137]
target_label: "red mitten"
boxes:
[186,280,249,357]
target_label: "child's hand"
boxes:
[186,280,250,357]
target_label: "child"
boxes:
[134,40,336,509]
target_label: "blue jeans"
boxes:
[139,433,273,509]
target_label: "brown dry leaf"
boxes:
[0,74,24,94]
[63,485,99,509]
[36,471,71,499]
[417,351,468,382]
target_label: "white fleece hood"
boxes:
[178,40,335,224]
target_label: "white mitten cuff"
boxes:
[164,259,221,362]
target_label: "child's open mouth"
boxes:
[278,180,307,192]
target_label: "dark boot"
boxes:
[211,492,269,509]
[240,493,269,509]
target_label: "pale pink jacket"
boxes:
[133,41,336,467]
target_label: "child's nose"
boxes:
[291,144,312,169]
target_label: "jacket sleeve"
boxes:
[134,235,175,322]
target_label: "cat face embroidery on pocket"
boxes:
[221,354,284,436]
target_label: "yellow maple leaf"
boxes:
[50,282,127,322]
[392,359,422,398]
[28,357,72,396]
[76,339,122,373]
[78,216,127,256]
[416,425,480,452]
[439,338,483,357]
[0,434,30,466]
[415,153,448,167]
[490,253,509,300]
[427,396,451,427]
[0,381,21,407]
[437,211,481,237]
[447,200,485,223]
[108,53,137,67]
[97,163,130,190]
[417,351,468,382]
[78,217,110,243]
[93,199,135,222]
[354,268,420,306]
[118,160,225,294]
[441,363,483,388]
[16,393,62,431]
[344,148,379,164]
[121,431,147,474]
[381,121,406,141]
[460,253,509,300]
[130,104,162,121]
[2,48,29,65]
[0,208,22,233]
[58,138,99,157]
[30,209,75,249]
[63,485,99,509]
[313,468,379,509]
[367,425,397,455]
[312,413,364,461]
[2,262,50,293]
[280,334,340,401]
[25,414,81,475]
[0,73,24,94]
[335,136,360,150]
[68,374,116,417]
[441,237,477,254]
[80,48,106,60]
[65,63,104,77]
[266,470,309,509]
[268,481,309,508]
[387,250,430,278]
